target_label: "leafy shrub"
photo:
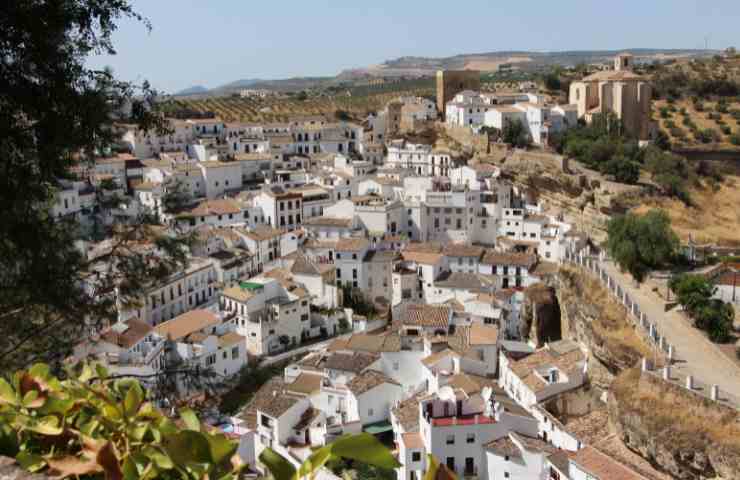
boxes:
[665,120,676,129]
[707,112,721,121]
[695,102,705,112]
[0,363,245,479]
[679,107,687,115]
[606,210,679,283]
[659,107,670,119]
[669,127,686,139]
[696,128,719,143]
[721,125,732,135]
[731,134,740,145]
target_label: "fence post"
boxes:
[641,357,650,372]
[711,385,719,401]
[663,366,671,380]
[640,312,646,327]
[668,345,674,362]
[659,336,665,351]
[686,376,693,390]
[648,323,655,340]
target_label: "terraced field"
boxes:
[169,85,435,123]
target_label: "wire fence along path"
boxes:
[564,249,740,410]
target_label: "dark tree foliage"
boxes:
[669,274,734,343]
[0,1,189,370]
[606,210,679,283]
[502,119,530,148]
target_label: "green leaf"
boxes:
[0,378,17,405]
[16,451,46,472]
[423,455,442,480]
[143,446,174,470]
[163,430,213,466]
[26,415,63,436]
[95,363,109,380]
[28,363,51,380]
[259,447,296,480]
[298,445,333,479]
[37,394,74,415]
[331,433,401,469]
[124,381,144,417]
[122,456,140,480]
[21,390,41,408]
[206,433,237,465]
[179,407,200,432]
[78,363,94,383]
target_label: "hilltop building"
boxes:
[568,53,651,139]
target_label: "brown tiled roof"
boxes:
[402,304,450,328]
[291,254,322,276]
[481,251,537,268]
[401,432,424,449]
[100,319,153,349]
[469,323,499,345]
[582,70,645,82]
[392,393,424,432]
[485,436,522,459]
[339,333,401,353]
[446,373,483,395]
[346,370,399,396]
[421,349,459,367]
[178,199,242,218]
[241,225,282,241]
[336,237,370,252]
[442,243,485,258]
[218,331,245,348]
[434,272,496,290]
[548,450,571,475]
[563,410,609,444]
[570,446,647,480]
[154,309,220,342]
[303,217,352,227]
[323,352,378,374]
[402,251,443,265]
[259,393,302,419]
[509,341,586,395]
[222,284,257,303]
[286,372,323,396]
[294,407,321,431]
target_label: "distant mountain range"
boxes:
[171,48,717,97]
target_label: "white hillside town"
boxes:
[63,55,684,480]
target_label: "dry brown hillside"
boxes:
[634,175,740,246]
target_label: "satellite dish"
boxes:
[481,386,493,403]
[439,386,455,402]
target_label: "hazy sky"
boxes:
[87,0,740,93]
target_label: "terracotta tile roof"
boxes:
[259,393,302,419]
[401,304,450,328]
[336,237,370,252]
[485,436,522,459]
[291,254,322,276]
[582,70,645,82]
[222,284,257,303]
[346,370,400,396]
[178,199,243,218]
[508,341,586,395]
[434,272,496,290]
[570,446,647,480]
[401,432,424,449]
[563,410,609,444]
[469,323,499,345]
[241,225,282,241]
[402,250,443,265]
[338,333,402,353]
[421,349,460,367]
[445,373,483,395]
[286,372,323,396]
[481,251,537,268]
[442,243,485,258]
[303,217,352,228]
[218,331,245,348]
[154,309,220,342]
[294,407,321,431]
[392,393,424,432]
[323,352,379,374]
[100,319,153,349]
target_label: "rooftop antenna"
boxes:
[704,35,711,50]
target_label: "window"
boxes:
[222,351,227,359]
[446,434,454,445]
[368,408,374,416]
[205,354,216,366]
[446,458,455,471]
[466,433,475,444]
[301,314,309,322]
[412,452,421,462]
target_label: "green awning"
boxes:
[363,421,393,434]
[239,281,263,291]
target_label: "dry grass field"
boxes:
[634,175,740,246]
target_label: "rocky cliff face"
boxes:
[610,369,740,480]
[557,266,649,391]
